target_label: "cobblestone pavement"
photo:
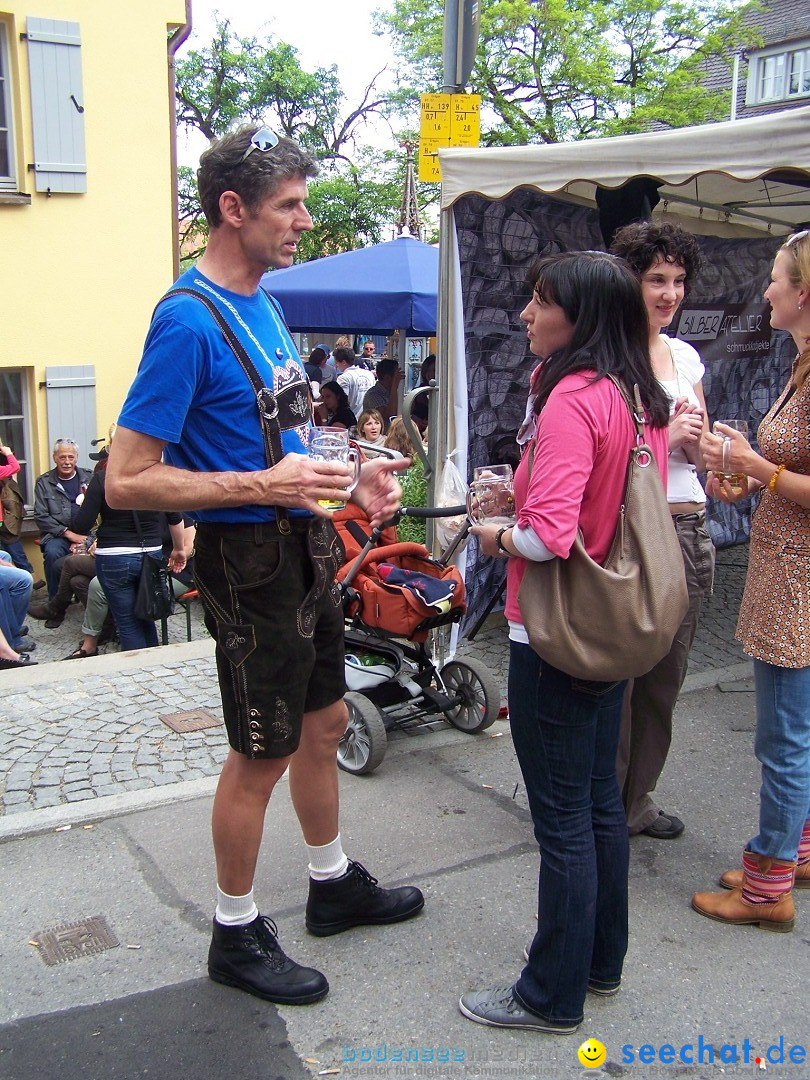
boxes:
[1,545,749,822]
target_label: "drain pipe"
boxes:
[167,0,193,281]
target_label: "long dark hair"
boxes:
[528,252,670,427]
[320,380,351,412]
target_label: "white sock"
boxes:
[307,834,349,881]
[215,885,258,926]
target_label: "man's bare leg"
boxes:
[208,746,329,1005]
[288,700,347,844]
[291,699,425,937]
[212,748,290,895]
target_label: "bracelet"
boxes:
[495,526,512,558]
[768,464,786,493]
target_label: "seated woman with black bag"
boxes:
[71,425,186,651]
[462,251,675,1035]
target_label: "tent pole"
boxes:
[431,203,455,553]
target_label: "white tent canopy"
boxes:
[439,106,810,235]
[431,105,810,576]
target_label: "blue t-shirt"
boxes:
[118,268,312,523]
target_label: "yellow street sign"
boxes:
[419,93,452,139]
[418,139,445,183]
[452,94,480,146]
[418,93,481,181]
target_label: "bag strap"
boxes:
[131,509,144,547]
[154,286,290,526]
[131,509,164,559]
[605,375,647,443]
[526,375,647,478]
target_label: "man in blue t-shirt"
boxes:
[106,126,423,1009]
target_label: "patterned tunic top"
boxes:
[737,368,810,667]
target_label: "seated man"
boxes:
[0,552,34,654]
[333,346,375,418]
[362,357,403,431]
[34,439,92,599]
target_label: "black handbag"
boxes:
[132,512,174,622]
[134,552,174,621]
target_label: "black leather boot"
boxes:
[306,860,424,936]
[208,915,328,1004]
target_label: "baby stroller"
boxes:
[332,502,500,775]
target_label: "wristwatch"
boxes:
[495,526,512,557]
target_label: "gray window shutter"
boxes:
[26,17,86,193]
[45,365,97,471]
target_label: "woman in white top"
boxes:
[610,221,715,840]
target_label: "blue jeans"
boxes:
[0,538,34,573]
[0,562,33,648]
[751,659,810,861]
[509,642,628,1026]
[96,553,158,652]
[41,535,72,598]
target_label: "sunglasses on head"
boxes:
[786,229,809,255]
[239,127,280,163]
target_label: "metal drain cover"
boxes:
[34,914,119,966]
[159,708,221,733]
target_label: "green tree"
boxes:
[176,19,414,261]
[376,0,760,144]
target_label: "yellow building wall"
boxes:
[0,1,187,475]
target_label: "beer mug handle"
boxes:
[466,486,480,524]
[346,447,361,494]
[722,437,732,476]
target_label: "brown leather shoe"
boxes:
[720,862,810,891]
[28,601,54,620]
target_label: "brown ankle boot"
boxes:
[692,850,796,933]
[720,819,810,891]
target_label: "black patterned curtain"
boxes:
[456,188,789,633]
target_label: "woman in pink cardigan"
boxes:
[462,251,670,1035]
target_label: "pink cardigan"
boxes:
[505,372,669,624]
[0,452,20,482]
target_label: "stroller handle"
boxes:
[397,503,467,520]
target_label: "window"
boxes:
[748,42,810,104]
[0,370,33,506]
[0,22,16,190]
[788,48,810,97]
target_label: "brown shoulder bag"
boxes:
[517,378,688,682]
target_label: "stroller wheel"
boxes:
[337,692,388,775]
[439,657,500,733]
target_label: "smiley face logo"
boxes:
[577,1038,607,1068]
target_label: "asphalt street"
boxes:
[3,542,807,1080]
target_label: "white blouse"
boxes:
[657,334,706,506]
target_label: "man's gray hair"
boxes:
[53,438,79,453]
[198,126,318,228]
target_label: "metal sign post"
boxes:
[428,0,480,549]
